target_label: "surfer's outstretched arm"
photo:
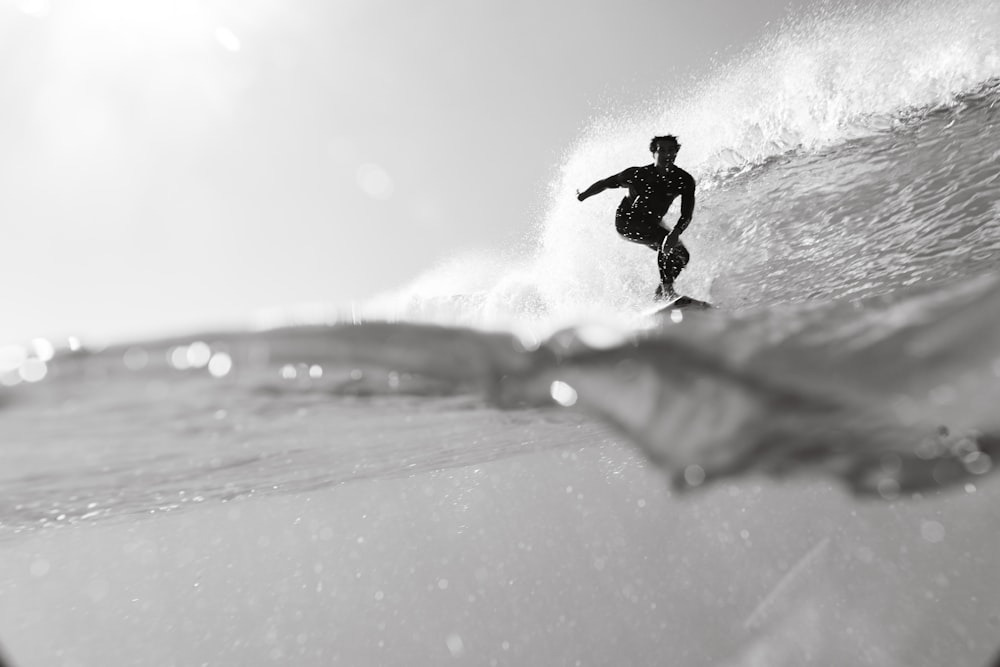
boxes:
[576,173,624,201]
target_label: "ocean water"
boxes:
[3,0,1000,665]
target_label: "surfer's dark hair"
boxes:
[649,135,680,152]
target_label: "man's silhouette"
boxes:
[577,135,695,300]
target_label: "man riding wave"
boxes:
[577,135,695,300]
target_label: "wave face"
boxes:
[695,83,1000,307]
[377,0,1000,326]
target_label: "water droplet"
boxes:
[30,559,50,577]
[446,633,464,657]
[19,358,47,383]
[169,346,191,370]
[0,345,27,372]
[31,338,55,362]
[208,352,233,378]
[186,341,211,368]
[356,163,394,200]
[963,452,992,475]
[123,346,149,370]
[684,465,706,487]
[550,380,578,407]
[920,520,945,543]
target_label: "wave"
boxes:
[21,270,995,500]
[4,0,999,529]
[370,77,999,329]
[363,0,999,329]
[691,81,1000,307]
[5,263,999,539]
[575,0,1000,178]
[344,273,1000,496]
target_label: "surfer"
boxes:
[577,135,696,300]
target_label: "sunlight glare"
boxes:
[31,338,55,362]
[0,346,28,373]
[214,26,241,52]
[356,163,394,200]
[550,380,578,407]
[123,346,149,370]
[208,352,233,377]
[575,325,629,350]
[18,0,50,18]
[169,346,191,370]
[19,358,48,383]
[186,341,212,368]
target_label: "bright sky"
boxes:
[0,0,802,346]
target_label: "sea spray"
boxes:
[378,0,999,326]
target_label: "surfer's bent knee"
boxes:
[616,214,666,250]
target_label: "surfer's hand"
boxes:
[576,190,586,202]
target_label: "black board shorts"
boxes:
[615,205,668,251]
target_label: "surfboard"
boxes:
[665,295,712,310]
[642,294,713,318]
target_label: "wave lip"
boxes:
[659,0,1000,176]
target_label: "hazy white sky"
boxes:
[1,0,802,345]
